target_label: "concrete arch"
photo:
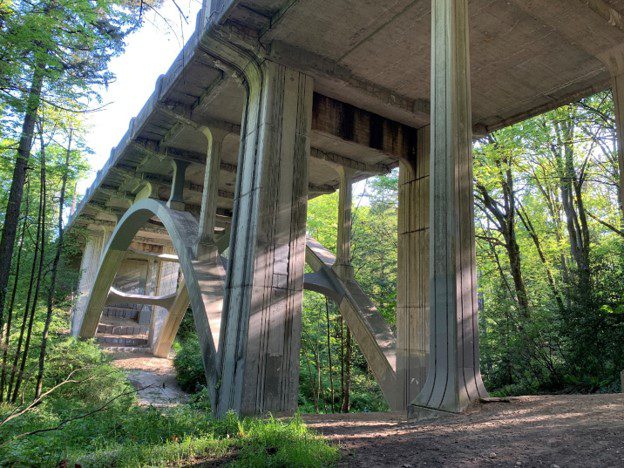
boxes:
[75,198,222,405]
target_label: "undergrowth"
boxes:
[0,321,339,467]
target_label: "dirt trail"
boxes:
[108,351,189,407]
[305,394,624,467]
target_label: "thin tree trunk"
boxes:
[0,65,44,336]
[341,327,351,413]
[339,316,345,410]
[11,143,47,403]
[35,128,71,398]
[517,205,565,314]
[325,298,335,413]
[0,183,30,402]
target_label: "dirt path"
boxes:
[305,394,624,467]
[108,351,189,407]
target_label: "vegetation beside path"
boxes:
[0,311,338,467]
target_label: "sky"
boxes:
[80,0,202,193]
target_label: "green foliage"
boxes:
[233,414,339,467]
[173,335,206,393]
[0,335,338,467]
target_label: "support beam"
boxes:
[156,102,242,135]
[310,148,391,175]
[334,167,354,280]
[218,61,312,416]
[167,159,190,210]
[608,63,624,219]
[410,0,487,416]
[138,258,159,325]
[197,127,228,248]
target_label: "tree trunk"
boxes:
[341,327,351,413]
[35,127,71,398]
[324,299,335,413]
[0,183,30,402]
[11,143,47,403]
[0,65,44,335]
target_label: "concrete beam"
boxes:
[310,148,391,175]
[156,102,242,135]
[269,40,430,125]
[312,93,419,164]
[132,139,235,173]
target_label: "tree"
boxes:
[0,0,141,344]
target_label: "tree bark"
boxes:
[35,127,71,398]
[0,183,30,402]
[341,327,351,413]
[0,65,44,336]
[11,140,46,403]
[324,299,335,412]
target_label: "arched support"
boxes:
[106,287,177,310]
[75,198,223,407]
[305,237,401,410]
[152,279,190,358]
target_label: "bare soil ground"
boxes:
[305,394,624,467]
[107,351,189,407]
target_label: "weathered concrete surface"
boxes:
[410,0,487,415]
[397,126,430,408]
[305,237,399,409]
[217,61,312,417]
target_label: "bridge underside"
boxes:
[67,0,624,416]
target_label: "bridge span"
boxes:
[67,0,624,416]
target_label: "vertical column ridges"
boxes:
[397,126,430,409]
[218,60,312,416]
[409,0,487,416]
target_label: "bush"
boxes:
[173,336,206,393]
[0,336,339,467]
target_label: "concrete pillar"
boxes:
[197,127,228,250]
[193,126,229,350]
[599,47,624,219]
[149,245,179,347]
[71,231,105,335]
[410,0,487,416]
[611,73,624,218]
[334,167,354,281]
[139,258,158,325]
[397,126,430,408]
[218,61,313,416]
[167,159,189,210]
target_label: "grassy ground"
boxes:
[0,335,339,467]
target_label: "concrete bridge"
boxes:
[67,0,624,417]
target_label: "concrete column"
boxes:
[611,73,624,218]
[167,159,189,210]
[197,127,228,249]
[397,126,430,408]
[410,0,487,415]
[218,61,312,416]
[334,167,354,281]
[600,48,624,220]
[71,232,105,335]
[149,245,179,347]
[193,126,229,351]
[139,258,158,325]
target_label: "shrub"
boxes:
[173,336,206,393]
